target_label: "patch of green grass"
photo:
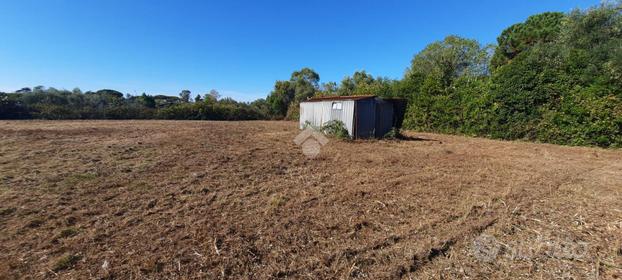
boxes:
[52,254,81,272]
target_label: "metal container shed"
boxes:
[299,95,401,138]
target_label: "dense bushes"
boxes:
[0,89,268,121]
[157,99,266,120]
[484,3,622,147]
[0,94,31,119]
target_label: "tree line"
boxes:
[1,2,620,147]
[0,87,270,120]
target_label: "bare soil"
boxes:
[0,120,621,279]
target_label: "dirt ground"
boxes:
[0,120,620,279]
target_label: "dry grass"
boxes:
[0,120,620,279]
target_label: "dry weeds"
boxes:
[0,120,620,279]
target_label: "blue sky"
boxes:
[0,0,599,101]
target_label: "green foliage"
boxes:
[405,35,491,87]
[489,44,567,139]
[321,120,350,139]
[179,90,191,103]
[267,80,295,118]
[194,94,203,103]
[140,93,156,108]
[266,67,320,119]
[383,127,400,139]
[491,12,565,69]
[399,35,493,134]
[0,93,30,119]
[400,3,622,148]
[302,119,349,139]
[335,71,395,97]
[488,3,621,146]
[0,87,265,121]
[156,98,267,120]
[302,120,318,130]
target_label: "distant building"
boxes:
[299,95,405,139]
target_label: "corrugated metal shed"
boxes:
[300,95,402,139]
[300,100,355,135]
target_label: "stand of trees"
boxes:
[1,2,620,147]
[0,88,270,121]
[265,2,622,147]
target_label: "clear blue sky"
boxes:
[0,0,598,101]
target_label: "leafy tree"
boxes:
[0,93,30,119]
[290,67,320,103]
[405,35,491,88]
[490,12,565,69]
[154,95,182,108]
[179,90,191,103]
[95,89,123,98]
[33,86,45,93]
[266,80,295,117]
[250,98,270,118]
[318,82,338,96]
[489,44,566,139]
[140,93,156,108]
[321,71,396,97]
[207,89,220,101]
[266,67,320,119]
[291,68,320,88]
[194,94,203,103]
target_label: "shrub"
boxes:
[383,127,399,139]
[321,120,350,139]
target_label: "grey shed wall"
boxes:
[299,100,355,136]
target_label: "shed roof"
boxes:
[301,95,376,103]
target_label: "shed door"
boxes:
[355,99,376,138]
[374,100,394,137]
